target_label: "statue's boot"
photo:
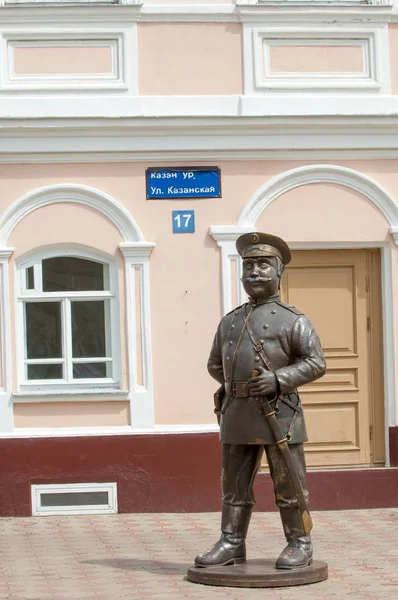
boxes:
[275,508,313,570]
[194,505,252,567]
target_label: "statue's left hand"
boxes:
[248,367,278,396]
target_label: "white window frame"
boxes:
[15,247,121,394]
[31,482,118,516]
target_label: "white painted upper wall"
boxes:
[0,2,395,119]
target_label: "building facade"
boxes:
[0,0,397,515]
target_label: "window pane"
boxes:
[72,301,106,358]
[26,266,34,290]
[41,491,109,507]
[73,363,107,379]
[26,302,62,359]
[27,364,63,380]
[42,257,104,292]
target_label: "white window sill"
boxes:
[13,388,129,401]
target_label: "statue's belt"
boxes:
[226,380,276,399]
[225,380,251,398]
[224,380,300,412]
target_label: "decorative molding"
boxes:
[0,183,146,245]
[238,0,392,5]
[0,249,14,433]
[237,3,394,23]
[13,389,129,401]
[237,164,398,229]
[245,26,390,94]
[0,95,397,120]
[0,248,14,260]
[0,5,144,25]
[119,241,155,428]
[5,148,398,163]
[391,6,398,21]
[0,423,220,439]
[0,4,392,26]
[390,225,398,244]
[4,35,127,92]
[136,3,239,23]
[3,116,398,162]
[118,241,156,259]
[210,226,255,247]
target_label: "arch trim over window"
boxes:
[0,183,146,245]
[236,164,398,232]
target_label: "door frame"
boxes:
[283,241,393,468]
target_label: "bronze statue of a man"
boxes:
[195,232,326,570]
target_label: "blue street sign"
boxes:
[172,210,195,234]
[146,167,221,199]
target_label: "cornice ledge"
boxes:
[3,115,398,131]
[0,3,144,25]
[209,225,255,247]
[236,2,393,23]
[118,241,155,258]
[138,4,238,23]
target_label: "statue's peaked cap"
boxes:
[236,232,291,265]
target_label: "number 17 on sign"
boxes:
[172,210,195,233]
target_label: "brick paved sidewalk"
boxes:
[0,509,397,600]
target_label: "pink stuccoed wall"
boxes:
[255,183,389,241]
[1,160,398,428]
[14,401,130,428]
[14,46,113,75]
[138,23,243,95]
[269,45,363,74]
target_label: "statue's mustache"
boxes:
[241,277,272,283]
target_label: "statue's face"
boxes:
[241,256,280,301]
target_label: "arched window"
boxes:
[16,248,120,392]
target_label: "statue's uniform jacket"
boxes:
[208,300,326,445]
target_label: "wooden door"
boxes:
[279,249,384,469]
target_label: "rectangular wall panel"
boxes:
[269,44,364,74]
[14,45,113,76]
[244,25,390,93]
[3,33,129,91]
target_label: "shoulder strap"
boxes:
[224,303,245,318]
[275,301,303,316]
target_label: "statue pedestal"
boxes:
[187,559,328,588]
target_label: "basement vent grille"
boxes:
[31,483,118,516]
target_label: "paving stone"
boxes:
[0,509,397,599]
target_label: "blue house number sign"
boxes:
[172,210,195,234]
[146,166,221,199]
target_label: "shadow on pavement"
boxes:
[83,558,189,574]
